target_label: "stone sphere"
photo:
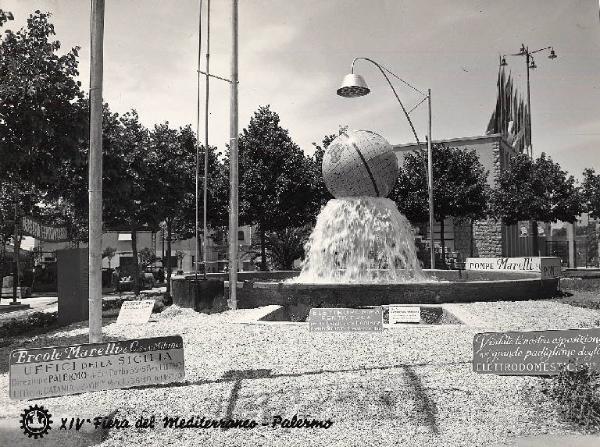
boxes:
[322,130,398,198]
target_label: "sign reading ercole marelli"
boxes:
[473,328,600,376]
[9,336,185,400]
[309,307,383,332]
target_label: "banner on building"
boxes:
[20,216,69,242]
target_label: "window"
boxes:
[118,233,132,241]
[238,231,245,241]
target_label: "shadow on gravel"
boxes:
[131,363,457,433]
[220,369,273,430]
[404,366,439,434]
[132,361,471,392]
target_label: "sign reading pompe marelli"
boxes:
[9,335,185,400]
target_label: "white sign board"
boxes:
[389,306,420,324]
[9,336,185,400]
[308,307,383,332]
[465,257,561,279]
[116,299,155,325]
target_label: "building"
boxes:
[393,133,548,261]
[34,225,256,274]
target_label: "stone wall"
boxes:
[473,218,503,257]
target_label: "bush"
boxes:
[0,311,59,338]
[542,361,600,429]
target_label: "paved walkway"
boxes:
[0,296,58,324]
[0,287,166,327]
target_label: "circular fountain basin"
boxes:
[233,269,560,308]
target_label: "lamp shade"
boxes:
[337,73,370,97]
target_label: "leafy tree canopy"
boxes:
[0,9,84,192]
[236,105,318,233]
[390,144,489,224]
[490,152,582,224]
[582,169,600,221]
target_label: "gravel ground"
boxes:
[0,300,599,447]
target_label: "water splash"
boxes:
[293,197,428,284]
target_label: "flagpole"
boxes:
[88,0,105,343]
[203,0,211,279]
[195,0,202,284]
[228,0,239,310]
[525,48,532,158]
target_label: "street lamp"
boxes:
[501,44,557,158]
[337,57,436,270]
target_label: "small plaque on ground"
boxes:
[388,306,420,324]
[116,299,155,324]
[473,328,600,375]
[9,335,185,400]
[308,307,383,332]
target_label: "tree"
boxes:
[148,123,228,296]
[103,110,155,295]
[310,125,348,211]
[260,226,312,270]
[390,144,489,264]
[236,105,319,270]
[138,247,156,269]
[0,9,84,186]
[582,169,600,220]
[490,152,582,254]
[0,9,86,279]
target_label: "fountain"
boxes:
[294,196,428,284]
[229,129,559,310]
[168,129,558,312]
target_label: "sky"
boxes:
[2,0,600,180]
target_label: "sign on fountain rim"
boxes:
[465,257,561,279]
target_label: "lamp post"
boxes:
[337,58,435,270]
[500,44,557,158]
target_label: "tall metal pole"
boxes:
[12,201,20,304]
[88,0,105,343]
[427,89,435,270]
[525,49,532,158]
[203,0,211,279]
[228,0,239,310]
[195,0,203,281]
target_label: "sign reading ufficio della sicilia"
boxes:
[9,335,185,400]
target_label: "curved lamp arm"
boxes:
[351,57,424,146]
